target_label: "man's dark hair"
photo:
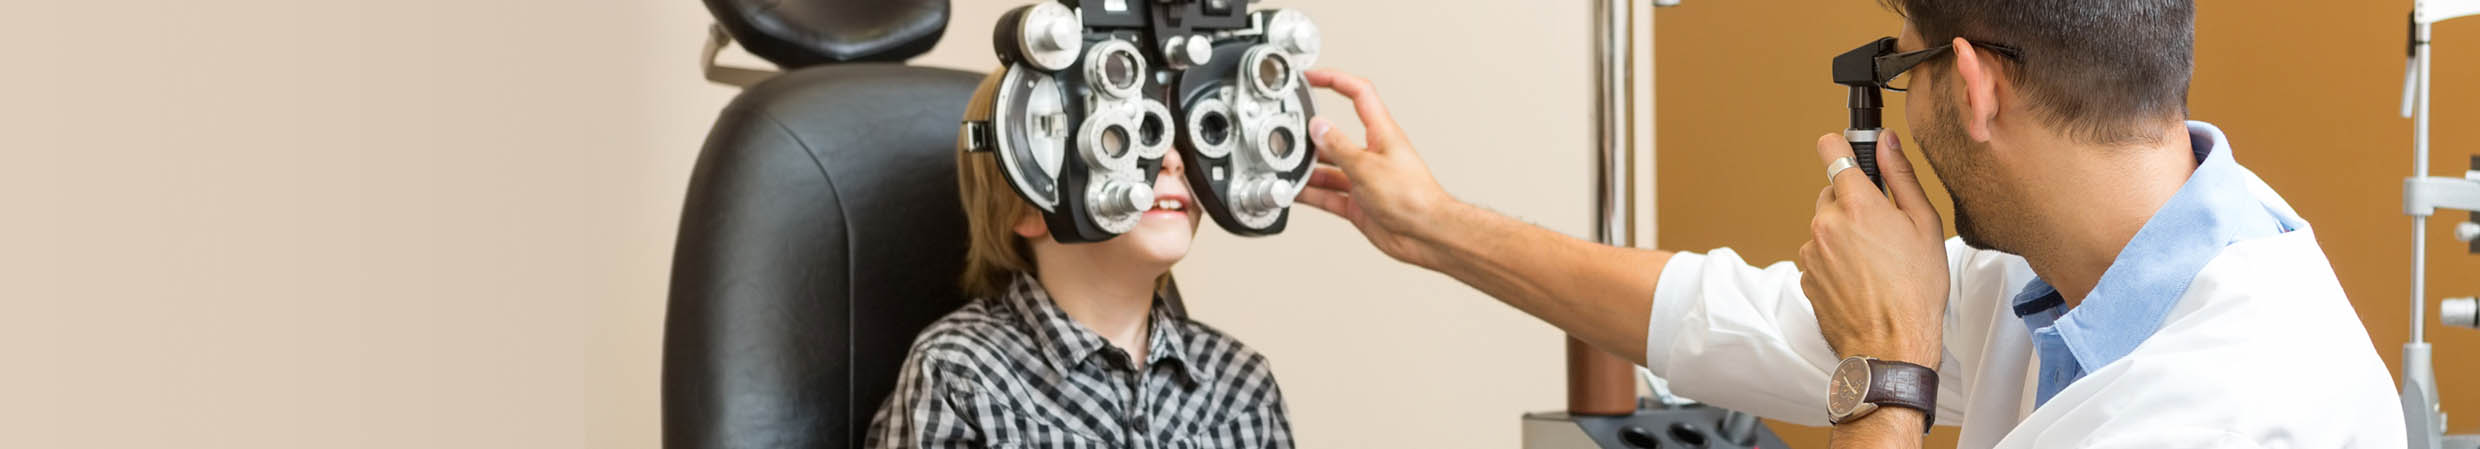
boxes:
[1882,0,2195,145]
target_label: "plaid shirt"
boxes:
[866,275,1293,449]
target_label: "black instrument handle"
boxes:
[1848,135,1886,191]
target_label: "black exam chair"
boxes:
[662,1,1182,448]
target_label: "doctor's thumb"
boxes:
[1875,132,1942,230]
[1312,118,1369,167]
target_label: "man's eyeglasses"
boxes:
[1865,37,2025,92]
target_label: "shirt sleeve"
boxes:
[864,350,985,449]
[1209,373,1294,449]
[1643,238,1986,427]
[1251,392,1296,449]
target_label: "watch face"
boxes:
[1827,357,1871,418]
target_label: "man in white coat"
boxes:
[1292,0,2406,447]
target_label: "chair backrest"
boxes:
[701,0,949,68]
[665,63,985,449]
[666,2,975,448]
[666,3,1193,447]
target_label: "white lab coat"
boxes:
[1643,172,2405,447]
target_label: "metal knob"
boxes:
[1278,20,1319,55]
[2457,222,2480,243]
[1165,35,1214,69]
[2445,297,2479,329]
[1017,2,1082,71]
[1232,177,1294,213]
[1263,9,1320,67]
[1032,10,1080,51]
[1089,179,1155,219]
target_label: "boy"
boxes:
[864,76,1294,448]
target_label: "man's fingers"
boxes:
[1812,132,1856,164]
[1308,165,1354,191]
[1815,185,1837,214]
[1816,133,1886,208]
[1874,130,1944,233]
[1312,118,1369,168]
[1297,187,1354,217]
[1306,69,1406,145]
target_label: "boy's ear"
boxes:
[1012,212,1049,239]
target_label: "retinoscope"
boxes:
[962,0,1322,242]
[1830,37,1897,191]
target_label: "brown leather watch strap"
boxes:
[1864,359,1938,432]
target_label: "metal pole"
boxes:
[1596,3,1633,249]
[1568,0,1642,417]
[2415,19,2435,346]
[2405,16,2443,449]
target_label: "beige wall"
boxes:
[0,0,1625,448]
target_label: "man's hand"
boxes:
[1797,131,1949,367]
[1803,132,1948,448]
[1296,69,1463,269]
[1290,69,1667,364]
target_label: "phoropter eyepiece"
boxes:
[967,0,1323,242]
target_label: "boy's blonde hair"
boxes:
[955,70,1172,298]
[958,71,1036,298]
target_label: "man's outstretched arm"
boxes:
[1296,73,1956,445]
[1295,69,1665,364]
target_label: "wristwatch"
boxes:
[1826,355,1938,433]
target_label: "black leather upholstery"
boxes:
[665,61,1196,449]
[670,3,1201,447]
[703,0,949,68]
[665,64,985,449]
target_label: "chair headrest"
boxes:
[703,0,949,68]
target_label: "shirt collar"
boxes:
[1144,300,1204,381]
[1002,274,1210,382]
[2010,121,2304,370]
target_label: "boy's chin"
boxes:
[1114,226,1194,264]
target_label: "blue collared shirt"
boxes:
[2012,121,2307,407]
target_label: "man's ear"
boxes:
[1012,211,1049,239]
[1951,37,2001,142]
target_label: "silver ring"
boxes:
[1239,46,1298,99]
[1084,39,1146,99]
[1077,106,1142,173]
[1134,99,1175,159]
[1186,93,1236,158]
[1825,157,1857,182]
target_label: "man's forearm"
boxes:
[1409,201,1668,365]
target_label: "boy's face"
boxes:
[1016,151,1200,265]
[1116,150,1202,262]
